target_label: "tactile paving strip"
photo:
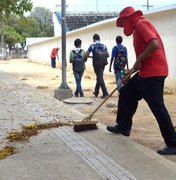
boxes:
[54,127,136,180]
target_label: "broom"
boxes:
[73,68,135,132]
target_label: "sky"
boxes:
[31,0,176,12]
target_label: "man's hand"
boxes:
[121,68,135,85]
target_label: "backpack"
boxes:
[72,49,84,72]
[114,46,128,70]
[92,44,108,67]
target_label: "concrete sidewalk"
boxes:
[0,70,176,180]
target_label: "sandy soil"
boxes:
[1,59,176,163]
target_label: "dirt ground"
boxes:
[1,59,176,163]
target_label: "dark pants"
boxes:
[51,57,56,68]
[73,70,84,95]
[93,65,108,96]
[116,73,176,147]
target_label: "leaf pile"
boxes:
[0,146,17,160]
[0,121,71,160]
[7,121,70,142]
[7,124,38,142]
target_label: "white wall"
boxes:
[28,5,176,89]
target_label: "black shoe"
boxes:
[80,93,84,97]
[93,92,98,98]
[74,92,78,97]
[100,94,109,99]
[157,146,176,155]
[106,125,130,136]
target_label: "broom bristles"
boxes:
[73,124,98,132]
[73,118,98,132]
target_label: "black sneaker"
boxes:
[80,93,84,97]
[106,125,130,136]
[74,92,78,97]
[157,146,176,155]
[93,92,98,98]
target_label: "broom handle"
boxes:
[89,86,119,118]
[89,68,135,119]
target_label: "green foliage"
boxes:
[25,17,41,37]
[29,7,54,37]
[1,4,54,51]
[0,0,33,53]
[0,0,33,19]
[4,25,23,50]
[8,7,54,38]
[8,15,40,48]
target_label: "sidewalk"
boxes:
[0,61,176,179]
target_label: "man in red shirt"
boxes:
[106,6,176,155]
[50,48,59,68]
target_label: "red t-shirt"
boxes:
[50,48,59,58]
[133,19,168,78]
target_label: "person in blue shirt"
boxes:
[86,34,109,99]
[109,36,128,89]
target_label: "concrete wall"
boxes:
[28,5,176,89]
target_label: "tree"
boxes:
[8,15,40,49]
[1,3,54,57]
[0,0,32,58]
[4,25,23,53]
[29,7,54,37]
[0,0,32,20]
[5,6,54,51]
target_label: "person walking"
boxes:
[69,38,87,97]
[50,47,59,68]
[109,36,129,89]
[86,34,109,99]
[106,6,176,155]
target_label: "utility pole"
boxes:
[60,0,68,89]
[96,0,98,12]
[54,0,72,100]
[142,0,153,10]
[147,0,149,10]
